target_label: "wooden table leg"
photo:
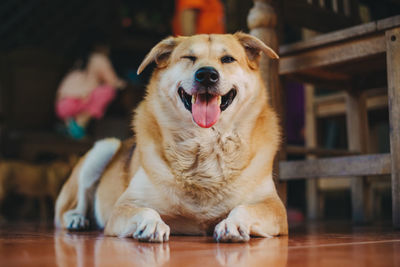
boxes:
[386,27,400,228]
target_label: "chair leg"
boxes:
[305,85,321,219]
[306,179,320,219]
[346,91,371,223]
[386,27,400,228]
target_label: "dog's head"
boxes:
[137,33,278,128]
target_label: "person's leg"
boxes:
[58,86,116,139]
[56,98,87,139]
[55,98,82,121]
[65,118,86,139]
[75,112,92,128]
[85,85,116,119]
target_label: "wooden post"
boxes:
[248,0,279,109]
[305,84,321,220]
[247,0,286,203]
[303,29,321,220]
[386,27,400,228]
[346,90,371,223]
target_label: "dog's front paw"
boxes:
[130,209,170,243]
[63,211,89,230]
[214,219,250,243]
[133,219,170,243]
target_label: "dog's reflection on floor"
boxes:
[55,231,170,267]
[215,237,288,267]
[54,231,287,267]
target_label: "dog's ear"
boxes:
[234,32,278,68]
[137,36,181,74]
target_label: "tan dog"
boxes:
[55,33,288,242]
[0,160,73,221]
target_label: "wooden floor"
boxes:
[1,222,399,267]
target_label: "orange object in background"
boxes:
[173,0,225,35]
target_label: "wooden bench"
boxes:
[248,0,400,227]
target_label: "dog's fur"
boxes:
[55,33,288,242]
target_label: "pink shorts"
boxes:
[56,85,116,120]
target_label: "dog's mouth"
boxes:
[178,87,237,128]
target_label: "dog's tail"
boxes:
[79,138,122,186]
[54,138,121,229]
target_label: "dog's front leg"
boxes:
[214,196,288,242]
[104,194,170,242]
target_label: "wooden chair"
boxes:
[247,0,400,227]
[304,86,389,219]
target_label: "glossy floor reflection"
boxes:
[0,222,399,266]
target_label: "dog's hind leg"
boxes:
[60,138,121,230]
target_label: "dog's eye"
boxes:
[182,56,197,62]
[221,55,236,64]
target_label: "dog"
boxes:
[0,159,74,222]
[55,32,288,242]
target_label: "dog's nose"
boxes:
[195,67,219,86]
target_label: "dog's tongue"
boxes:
[192,94,220,128]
